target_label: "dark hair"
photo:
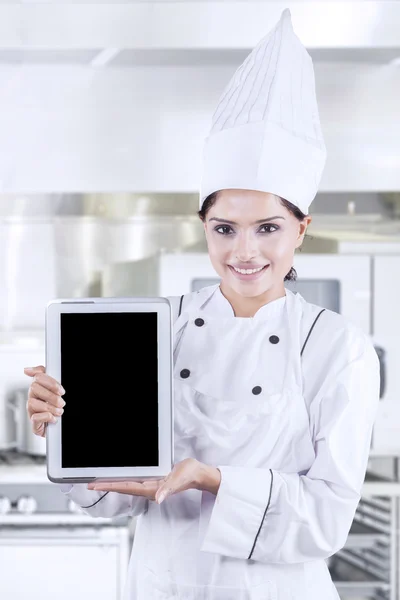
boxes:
[198,191,308,282]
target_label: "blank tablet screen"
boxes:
[60,312,158,468]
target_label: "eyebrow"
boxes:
[209,216,286,225]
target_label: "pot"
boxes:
[0,386,17,451]
[0,340,46,452]
[7,388,46,456]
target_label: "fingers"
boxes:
[87,479,163,500]
[31,412,57,437]
[27,373,65,420]
[155,485,173,505]
[155,472,175,504]
[28,397,64,420]
[154,459,200,504]
[29,371,65,397]
[25,366,65,436]
[29,379,65,406]
[27,386,65,423]
[24,365,46,376]
[25,366,64,399]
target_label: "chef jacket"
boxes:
[59,284,380,600]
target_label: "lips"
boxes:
[228,264,270,281]
[230,264,267,271]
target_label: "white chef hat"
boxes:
[199,8,326,215]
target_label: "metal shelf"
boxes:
[330,493,396,600]
[334,581,390,597]
[346,521,389,549]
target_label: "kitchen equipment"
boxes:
[0,388,17,453]
[0,461,131,600]
[0,195,204,330]
[54,214,204,298]
[0,339,45,451]
[331,493,396,600]
[7,388,46,456]
[372,256,400,454]
[2,190,204,313]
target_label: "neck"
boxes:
[219,282,286,317]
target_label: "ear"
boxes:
[295,216,312,249]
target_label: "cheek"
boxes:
[208,239,238,282]
[260,233,297,265]
[206,234,229,260]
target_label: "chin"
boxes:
[222,267,274,297]
[233,282,272,297]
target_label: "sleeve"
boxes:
[200,335,380,563]
[57,484,148,519]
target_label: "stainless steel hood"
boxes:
[0,194,205,332]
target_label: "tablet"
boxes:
[45,296,173,483]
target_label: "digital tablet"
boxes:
[45,296,173,484]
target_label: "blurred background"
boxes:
[0,1,400,599]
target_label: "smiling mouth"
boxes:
[228,264,270,280]
[231,265,266,274]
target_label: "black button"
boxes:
[194,318,205,327]
[252,386,262,395]
[180,369,190,379]
[269,335,280,344]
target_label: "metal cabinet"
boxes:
[372,256,400,453]
[104,252,372,334]
[0,526,130,600]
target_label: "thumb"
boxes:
[24,365,46,377]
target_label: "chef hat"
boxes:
[199,8,326,215]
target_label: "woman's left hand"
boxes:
[87,458,221,504]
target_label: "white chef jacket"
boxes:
[59,284,380,600]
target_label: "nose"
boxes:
[234,230,258,262]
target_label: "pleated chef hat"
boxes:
[199,8,327,215]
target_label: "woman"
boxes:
[24,10,380,600]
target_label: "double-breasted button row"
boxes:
[180,318,204,380]
[250,337,279,392]
[193,316,279,345]
[180,327,279,383]
[180,371,263,395]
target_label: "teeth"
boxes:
[232,266,265,275]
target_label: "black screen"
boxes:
[60,312,159,468]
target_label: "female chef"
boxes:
[24,9,380,600]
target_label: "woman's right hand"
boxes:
[24,365,66,438]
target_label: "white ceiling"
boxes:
[0,1,399,194]
[1,2,400,54]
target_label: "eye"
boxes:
[215,225,234,235]
[259,224,279,234]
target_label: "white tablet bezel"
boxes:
[45,296,174,483]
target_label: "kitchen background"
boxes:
[1,1,400,599]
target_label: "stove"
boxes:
[0,449,46,467]
[0,450,129,526]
